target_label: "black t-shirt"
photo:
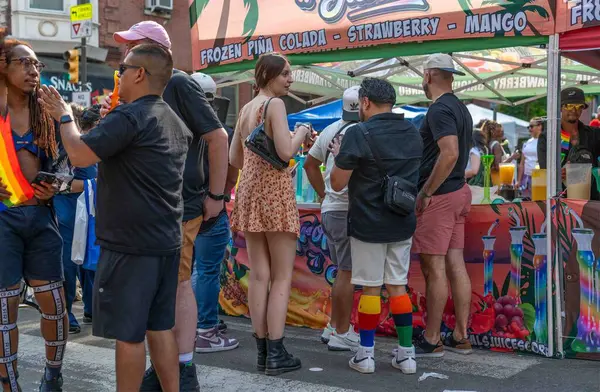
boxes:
[162,70,222,221]
[335,113,422,243]
[419,93,472,195]
[81,95,193,255]
[538,121,600,200]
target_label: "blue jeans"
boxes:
[63,256,80,328]
[192,213,230,329]
[80,268,95,316]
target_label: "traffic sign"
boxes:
[70,4,92,22]
[72,92,91,107]
[70,4,92,39]
[71,20,92,39]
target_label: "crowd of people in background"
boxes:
[2,16,600,391]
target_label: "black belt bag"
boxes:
[358,123,417,216]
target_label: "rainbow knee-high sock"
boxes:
[390,294,413,348]
[358,295,381,348]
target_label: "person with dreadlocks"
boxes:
[0,40,68,391]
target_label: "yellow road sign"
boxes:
[70,4,92,22]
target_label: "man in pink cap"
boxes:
[103,20,229,392]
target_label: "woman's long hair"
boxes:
[480,120,500,146]
[3,39,57,158]
[472,130,488,155]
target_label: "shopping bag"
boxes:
[83,179,100,271]
[71,190,88,265]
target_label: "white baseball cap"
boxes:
[342,86,360,122]
[423,54,465,76]
[191,72,217,100]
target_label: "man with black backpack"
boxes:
[304,86,360,352]
[330,78,422,375]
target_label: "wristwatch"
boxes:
[208,191,225,201]
[59,114,73,124]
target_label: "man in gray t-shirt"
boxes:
[305,86,360,352]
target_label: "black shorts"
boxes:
[92,248,180,343]
[0,206,63,288]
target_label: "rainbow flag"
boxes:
[0,114,34,211]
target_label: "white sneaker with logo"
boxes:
[321,323,335,344]
[195,326,239,353]
[392,345,417,374]
[328,329,359,352]
[349,346,375,374]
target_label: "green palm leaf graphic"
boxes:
[242,0,259,44]
[457,0,473,16]
[189,0,210,28]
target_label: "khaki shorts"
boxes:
[179,215,203,282]
[350,237,412,287]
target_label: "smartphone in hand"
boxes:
[31,172,57,187]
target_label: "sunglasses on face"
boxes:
[8,57,45,71]
[562,103,585,111]
[118,63,151,77]
[528,124,540,129]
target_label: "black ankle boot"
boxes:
[265,337,301,376]
[254,333,267,372]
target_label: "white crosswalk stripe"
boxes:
[17,334,361,392]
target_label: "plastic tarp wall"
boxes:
[288,100,426,131]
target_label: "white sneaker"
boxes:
[321,323,335,344]
[349,346,375,374]
[391,345,417,374]
[347,326,361,344]
[328,331,359,352]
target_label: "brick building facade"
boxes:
[98,0,193,72]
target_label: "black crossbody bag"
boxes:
[358,123,417,216]
[244,98,288,170]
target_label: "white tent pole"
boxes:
[452,57,512,103]
[287,92,307,105]
[453,58,547,93]
[546,33,561,359]
[347,58,388,77]
[216,77,255,88]
[350,61,407,77]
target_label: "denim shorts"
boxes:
[0,205,64,287]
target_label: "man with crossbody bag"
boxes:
[304,86,360,352]
[330,78,422,375]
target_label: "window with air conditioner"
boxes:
[146,0,173,11]
[30,0,64,12]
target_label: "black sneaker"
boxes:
[82,314,93,325]
[218,319,227,333]
[139,365,161,392]
[39,373,63,392]
[179,363,200,392]
[414,332,444,358]
[69,325,81,334]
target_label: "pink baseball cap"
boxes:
[114,21,171,50]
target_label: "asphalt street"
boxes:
[12,303,600,392]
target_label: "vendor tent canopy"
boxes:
[556,3,600,70]
[189,0,555,73]
[214,53,600,107]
